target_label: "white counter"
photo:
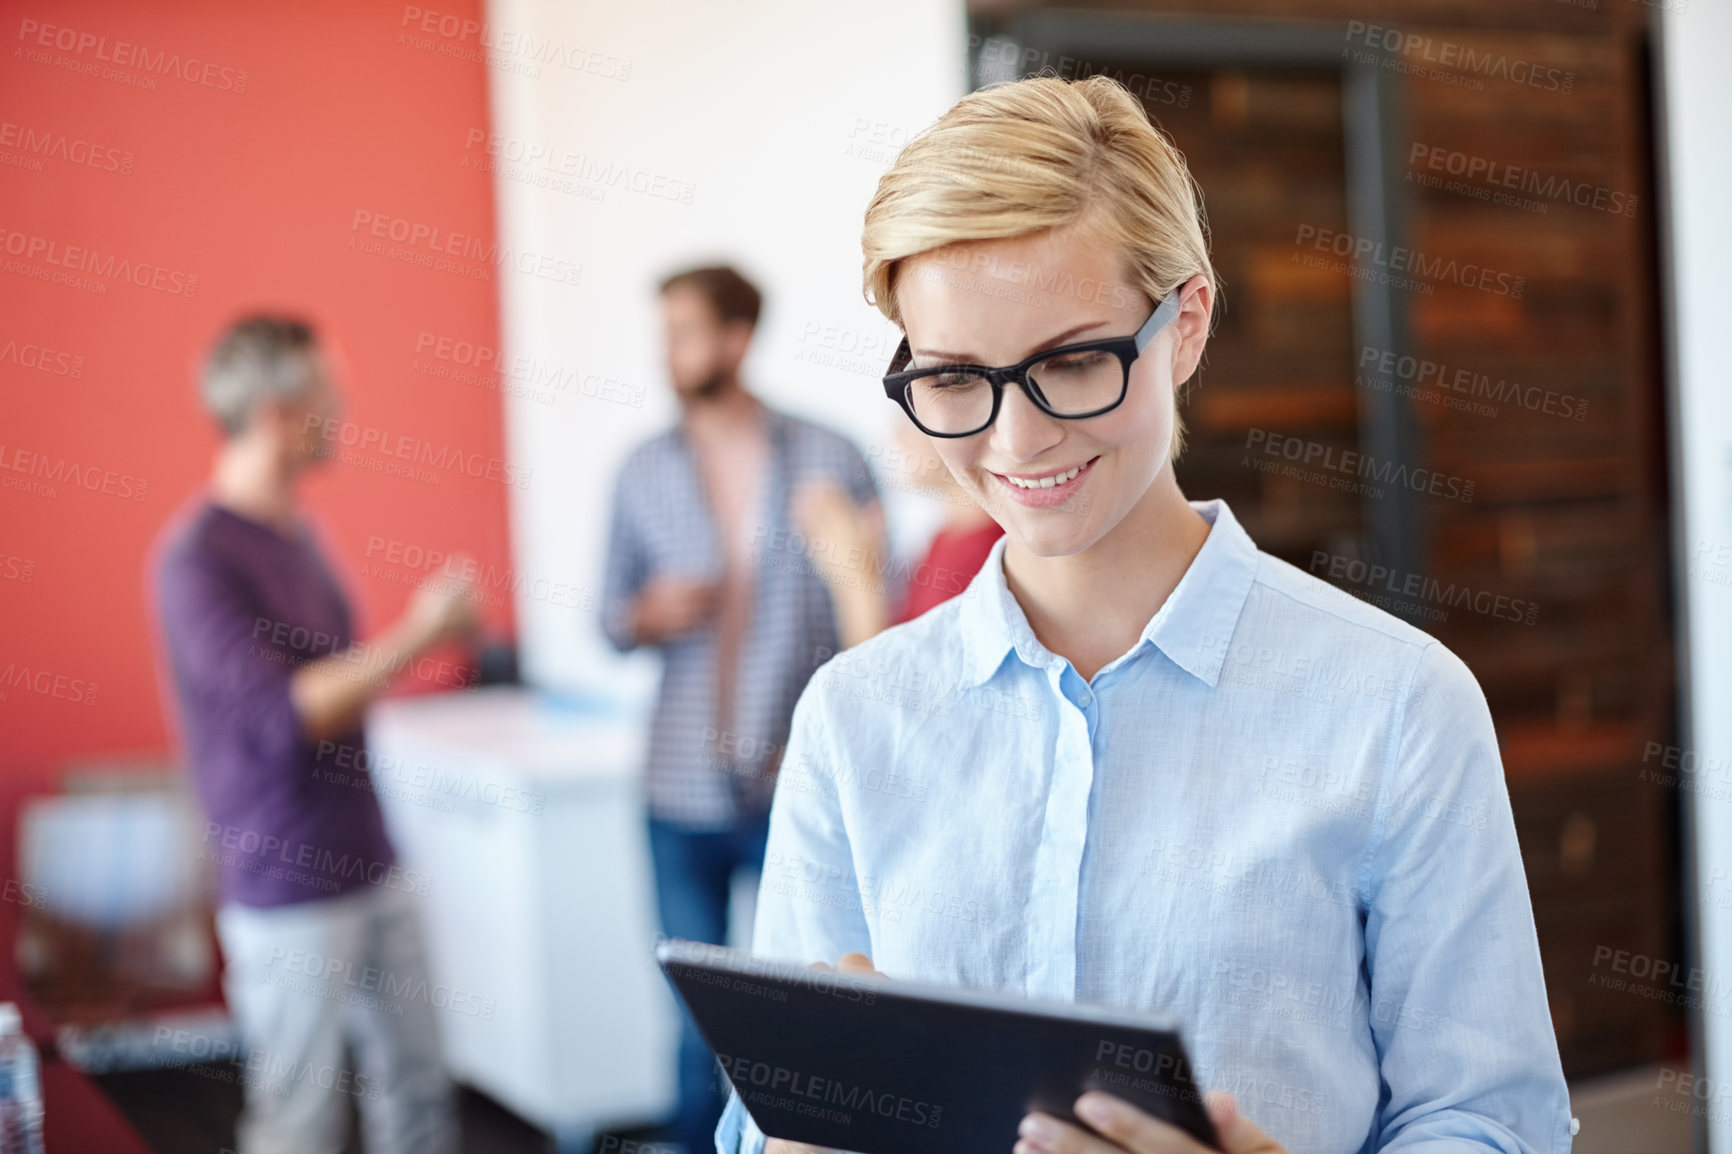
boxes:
[367,686,675,1149]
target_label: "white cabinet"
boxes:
[367,687,675,1149]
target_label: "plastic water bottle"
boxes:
[0,1003,44,1154]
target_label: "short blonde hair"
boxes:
[861,75,1216,458]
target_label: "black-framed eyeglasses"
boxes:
[881,285,1183,438]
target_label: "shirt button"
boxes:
[1077,689,1092,707]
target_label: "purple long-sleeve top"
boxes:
[152,499,402,909]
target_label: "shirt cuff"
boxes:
[715,1086,767,1154]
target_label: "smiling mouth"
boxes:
[993,456,1099,490]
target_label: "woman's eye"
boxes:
[1043,351,1109,373]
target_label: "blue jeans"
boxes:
[646,810,770,1154]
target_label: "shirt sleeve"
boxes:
[1362,641,1574,1154]
[155,547,305,760]
[714,1086,768,1154]
[713,678,873,1154]
[599,462,648,653]
[751,677,876,966]
[836,437,879,510]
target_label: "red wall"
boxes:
[0,0,514,788]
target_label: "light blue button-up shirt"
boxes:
[716,498,1573,1154]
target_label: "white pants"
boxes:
[215,884,458,1154]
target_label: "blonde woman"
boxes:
[718,76,1571,1154]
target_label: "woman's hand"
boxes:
[791,478,890,647]
[1015,1089,1286,1154]
[811,952,887,979]
[792,478,886,586]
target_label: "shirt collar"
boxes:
[954,498,1259,690]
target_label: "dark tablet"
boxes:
[654,938,1221,1154]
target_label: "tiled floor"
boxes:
[96,1065,608,1153]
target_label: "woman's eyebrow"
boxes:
[913,319,1113,365]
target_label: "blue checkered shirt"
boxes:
[601,404,885,827]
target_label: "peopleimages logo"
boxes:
[411,331,645,408]
[0,226,199,296]
[1294,224,1524,298]
[349,210,583,287]
[1244,429,1475,503]
[15,18,250,92]
[397,6,631,80]
[264,946,498,1019]
[1356,346,1589,422]
[1407,143,1637,218]
[1310,550,1538,625]
[0,334,85,378]
[0,443,150,501]
[302,414,533,489]
[715,1053,943,1129]
[462,129,696,204]
[965,36,1192,108]
[0,662,98,705]
[201,823,432,896]
[1342,20,1575,94]
[0,120,134,174]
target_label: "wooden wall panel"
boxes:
[971,0,1679,1078]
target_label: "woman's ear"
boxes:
[1169,273,1213,386]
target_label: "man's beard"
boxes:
[686,366,727,401]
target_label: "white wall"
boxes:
[484,0,967,698]
[1658,3,1732,1148]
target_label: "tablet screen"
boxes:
[656,939,1221,1154]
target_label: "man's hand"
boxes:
[291,560,482,741]
[1014,1089,1286,1154]
[402,567,482,651]
[761,954,885,1154]
[631,574,721,644]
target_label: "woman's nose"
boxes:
[989,379,1065,463]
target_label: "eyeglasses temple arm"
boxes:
[887,336,912,377]
[1134,284,1185,351]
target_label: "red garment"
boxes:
[893,518,1006,625]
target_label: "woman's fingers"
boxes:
[1203,1093,1239,1145]
[810,953,884,979]
[833,952,887,978]
[1016,1090,1263,1154]
[1201,1091,1283,1153]
[1015,1107,1155,1154]
[1077,1092,1219,1153]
